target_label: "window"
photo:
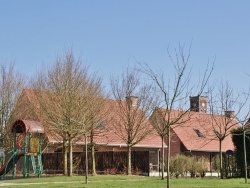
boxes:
[193,128,205,138]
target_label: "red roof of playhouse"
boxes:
[11,119,44,134]
[153,108,238,152]
[16,89,166,149]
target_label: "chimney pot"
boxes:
[224,110,235,119]
[190,96,208,113]
[126,96,138,107]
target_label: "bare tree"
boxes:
[241,74,250,183]
[110,68,157,175]
[84,84,107,176]
[242,118,250,184]
[140,45,213,188]
[0,63,25,149]
[31,51,104,176]
[208,81,249,179]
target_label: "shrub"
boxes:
[170,155,208,178]
[212,155,220,173]
[186,156,208,178]
[186,156,196,178]
[196,156,208,178]
[170,154,188,178]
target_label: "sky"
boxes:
[1,1,250,94]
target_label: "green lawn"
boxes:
[0,175,249,188]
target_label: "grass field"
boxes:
[0,175,249,188]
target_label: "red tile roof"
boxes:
[91,98,166,149]
[15,89,166,149]
[153,108,239,152]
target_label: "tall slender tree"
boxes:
[111,68,158,175]
[140,45,213,187]
[208,81,249,179]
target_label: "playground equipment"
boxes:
[0,119,44,179]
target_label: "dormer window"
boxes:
[193,128,205,138]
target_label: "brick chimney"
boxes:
[126,96,138,107]
[224,110,235,119]
[190,96,208,113]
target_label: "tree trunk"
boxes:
[91,143,97,176]
[127,145,132,175]
[85,134,88,184]
[90,129,97,176]
[68,139,73,176]
[219,140,223,179]
[243,130,248,184]
[63,140,68,176]
[161,136,165,180]
[167,127,171,188]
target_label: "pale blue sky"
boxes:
[0,1,250,93]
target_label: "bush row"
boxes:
[169,155,208,178]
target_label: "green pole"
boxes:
[27,133,32,177]
[12,131,17,179]
[38,133,43,177]
[22,133,27,177]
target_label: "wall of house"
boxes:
[162,131,218,173]
[163,130,182,158]
[170,132,182,156]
